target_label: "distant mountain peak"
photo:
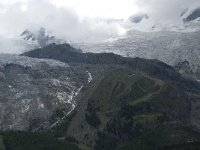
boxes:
[20,29,36,41]
[20,27,57,47]
[129,13,149,23]
[183,7,200,22]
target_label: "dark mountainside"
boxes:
[22,43,182,81]
[0,43,200,150]
[184,8,200,22]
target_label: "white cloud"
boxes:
[0,0,200,53]
[51,0,139,19]
[0,0,126,40]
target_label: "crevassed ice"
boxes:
[0,54,68,68]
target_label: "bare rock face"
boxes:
[174,60,193,75]
[0,54,88,131]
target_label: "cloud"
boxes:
[0,0,200,39]
[0,0,200,53]
[0,0,124,45]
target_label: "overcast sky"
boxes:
[0,0,199,53]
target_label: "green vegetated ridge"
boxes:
[7,44,199,150]
[66,67,200,150]
[0,135,5,150]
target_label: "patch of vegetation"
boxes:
[90,69,196,150]
[95,121,200,150]
[133,113,167,126]
[122,76,158,101]
[3,131,80,150]
[117,125,200,150]
[94,131,118,150]
[85,101,101,128]
[65,136,79,144]
[90,69,138,112]
[165,142,200,150]
[51,110,77,137]
[53,108,66,118]
[0,135,5,150]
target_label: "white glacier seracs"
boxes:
[0,54,69,68]
[0,54,88,131]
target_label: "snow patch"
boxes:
[56,92,68,104]
[21,99,31,113]
[37,98,44,109]
[52,79,62,86]
[86,71,93,83]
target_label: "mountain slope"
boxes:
[0,54,88,131]
[22,43,182,81]
[74,30,200,80]
[22,44,200,149]
[65,67,200,149]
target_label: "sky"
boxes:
[0,0,137,39]
[0,0,200,53]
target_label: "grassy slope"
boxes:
[2,131,80,150]
[0,135,5,150]
[66,68,200,150]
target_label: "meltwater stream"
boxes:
[50,71,93,129]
